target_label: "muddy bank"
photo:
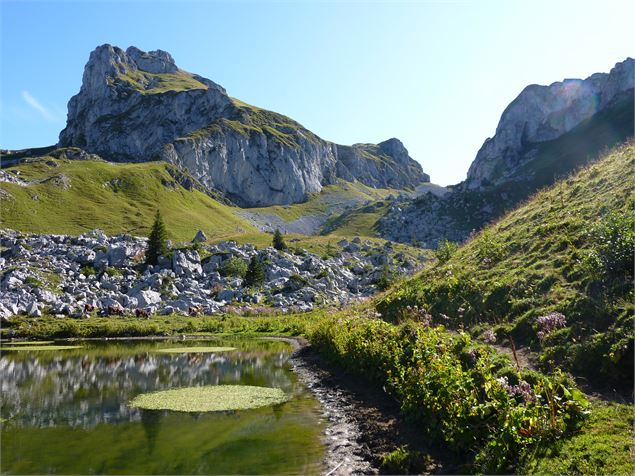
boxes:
[288,342,458,475]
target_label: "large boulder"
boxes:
[130,289,161,308]
[172,249,202,277]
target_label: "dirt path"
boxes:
[289,343,458,475]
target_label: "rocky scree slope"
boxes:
[377,58,634,246]
[0,230,422,320]
[58,44,429,206]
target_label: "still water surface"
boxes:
[0,338,325,474]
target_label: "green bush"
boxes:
[104,267,121,277]
[272,228,287,251]
[584,208,634,294]
[244,256,265,288]
[375,264,396,291]
[24,276,43,288]
[220,256,248,278]
[308,315,588,472]
[380,447,430,474]
[81,265,96,276]
[434,239,458,264]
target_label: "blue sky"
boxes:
[1,0,633,185]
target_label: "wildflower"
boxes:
[536,312,567,340]
[482,329,497,344]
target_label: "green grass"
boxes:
[0,340,54,345]
[113,67,208,94]
[246,180,398,223]
[1,314,313,340]
[323,200,391,237]
[0,156,258,242]
[377,142,635,387]
[129,385,288,412]
[520,400,634,475]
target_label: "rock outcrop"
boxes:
[464,58,634,189]
[59,44,429,206]
[377,58,635,247]
[335,139,430,188]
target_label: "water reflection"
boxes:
[1,339,325,475]
[1,341,295,428]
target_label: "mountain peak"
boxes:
[464,57,634,189]
[124,46,178,74]
[58,44,430,206]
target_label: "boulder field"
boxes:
[0,230,423,320]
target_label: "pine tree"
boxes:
[272,228,287,251]
[244,255,265,287]
[146,210,168,265]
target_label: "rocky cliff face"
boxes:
[378,58,634,247]
[335,139,430,189]
[464,58,634,189]
[59,44,429,206]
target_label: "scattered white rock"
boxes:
[0,229,424,319]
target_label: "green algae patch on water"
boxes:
[0,345,83,351]
[0,341,55,346]
[129,385,288,412]
[156,346,237,354]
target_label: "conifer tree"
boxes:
[146,210,168,265]
[244,255,265,287]
[272,228,287,251]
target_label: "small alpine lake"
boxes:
[0,337,326,475]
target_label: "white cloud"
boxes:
[21,90,56,122]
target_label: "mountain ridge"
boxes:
[464,57,634,190]
[58,44,429,206]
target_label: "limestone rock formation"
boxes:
[335,139,430,189]
[465,58,634,189]
[59,44,429,206]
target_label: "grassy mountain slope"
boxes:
[247,180,397,222]
[322,200,391,237]
[0,155,257,242]
[113,67,208,95]
[377,142,635,387]
[0,153,426,259]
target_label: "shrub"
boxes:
[220,256,248,278]
[434,239,458,264]
[584,208,634,294]
[146,210,168,265]
[381,447,430,474]
[80,265,96,276]
[24,276,42,288]
[376,264,396,291]
[244,256,265,287]
[322,241,336,259]
[104,267,121,277]
[272,228,287,251]
[309,315,588,472]
[474,229,507,263]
